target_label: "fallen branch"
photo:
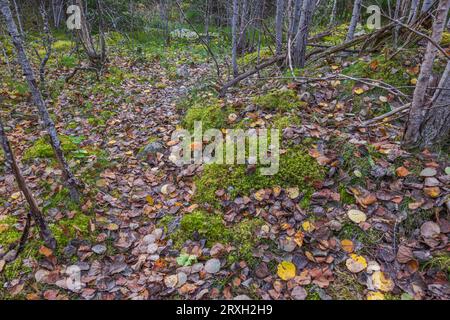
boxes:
[65,66,100,83]
[360,103,411,126]
[219,54,286,97]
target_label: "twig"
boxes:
[360,103,411,126]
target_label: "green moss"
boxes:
[172,211,230,248]
[49,212,91,248]
[422,252,450,276]
[339,184,356,205]
[0,216,21,246]
[340,142,382,185]
[158,214,176,233]
[23,135,82,160]
[170,211,263,264]
[327,268,365,300]
[183,98,231,131]
[338,223,384,252]
[252,89,305,112]
[270,114,301,129]
[441,32,450,46]
[238,47,273,65]
[53,40,72,51]
[305,285,322,300]
[194,148,324,208]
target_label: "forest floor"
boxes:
[0,31,449,300]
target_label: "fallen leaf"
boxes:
[347,209,367,223]
[367,291,385,300]
[39,246,53,257]
[346,254,367,273]
[395,166,410,177]
[277,261,296,281]
[371,271,395,292]
[341,239,354,253]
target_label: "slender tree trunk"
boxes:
[11,0,22,36]
[275,0,285,56]
[38,0,53,88]
[52,0,64,28]
[292,0,315,68]
[408,0,420,23]
[290,0,303,38]
[346,0,363,42]
[330,0,337,25]
[204,0,210,44]
[0,0,81,202]
[231,0,239,77]
[393,0,402,48]
[403,0,450,148]
[417,61,450,147]
[238,0,249,54]
[0,118,57,250]
[421,0,434,13]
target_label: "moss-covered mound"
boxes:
[194,148,324,208]
[252,89,305,112]
[165,210,264,264]
[183,98,233,131]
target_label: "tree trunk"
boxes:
[52,0,64,28]
[393,0,402,48]
[0,118,57,250]
[0,0,81,202]
[421,0,434,13]
[290,0,303,39]
[417,61,450,147]
[275,0,285,56]
[74,0,104,67]
[292,0,315,68]
[231,0,239,77]
[408,0,420,23]
[11,0,23,36]
[403,0,450,148]
[330,0,337,25]
[346,0,363,42]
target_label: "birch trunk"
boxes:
[0,0,81,202]
[421,0,434,13]
[394,0,402,48]
[0,118,57,250]
[346,0,362,42]
[231,0,239,77]
[403,0,450,148]
[276,0,285,56]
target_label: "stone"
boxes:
[137,141,164,160]
[204,258,221,274]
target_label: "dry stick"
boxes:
[0,118,57,250]
[0,0,81,203]
[174,0,221,80]
[15,212,32,258]
[360,103,411,126]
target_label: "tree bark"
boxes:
[421,0,434,13]
[403,0,450,148]
[346,0,363,42]
[0,0,81,202]
[231,0,239,77]
[0,118,57,250]
[292,0,315,68]
[276,0,285,56]
[408,0,420,23]
[394,0,402,48]
[417,60,450,147]
[330,0,337,25]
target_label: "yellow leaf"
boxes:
[341,239,354,253]
[146,195,154,205]
[372,271,395,292]
[302,221,315,233]
[0,224,10,233]
[277,261,296,281]
[294,231,304,247]
[367,291,385,300]
[423,187,440,198]
[10,192,21,200]
[354,87,365,95]
[347,209,367,223]
[346,254,367,273]
[410,78,417,85]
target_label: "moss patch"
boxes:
[194,148,324,208]
[23,135,84,160]
[170,211,263,264]
[252,89,305,112]
[49,212,91,248]
[0,215,21,247]
[183,98,232,131]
